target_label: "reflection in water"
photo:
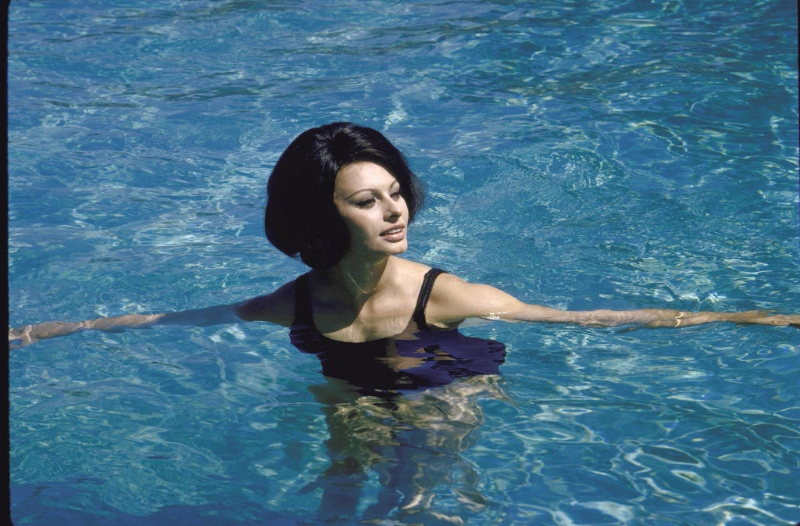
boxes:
[291,328,510,523]
[306,375,509,524]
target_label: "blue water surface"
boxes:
[8,1,800,525]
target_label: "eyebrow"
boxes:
[342,180,400,201]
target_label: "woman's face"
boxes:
[333,162,409,258]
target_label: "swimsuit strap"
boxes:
[293,268,447,333]
[412,268,446,331]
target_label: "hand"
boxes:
[8,321,85,350]
[9,325,37,350]
[630,309,800,331]
[724,310,800,328]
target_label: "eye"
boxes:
[391,190,402,200]
[356,197,376,208]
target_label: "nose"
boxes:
[384,195,403,220]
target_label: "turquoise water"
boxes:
[8,1,800,525]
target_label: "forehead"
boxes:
[334,162,399,195]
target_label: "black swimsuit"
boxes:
[290,268,506,396]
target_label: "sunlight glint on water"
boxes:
[8,1,799,525]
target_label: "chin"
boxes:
[389,241,408,254]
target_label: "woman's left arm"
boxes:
[426,274,800,329]
[512,305,800,329]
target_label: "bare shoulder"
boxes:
[429,272,491,303]
[236,279,296,327]
[426,272,525,325]
[386,257,434,294]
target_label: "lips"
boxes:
[380,225,405,242]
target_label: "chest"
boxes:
[310,294,418,343]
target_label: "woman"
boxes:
[9,122,798,522]
[8,122,799,352]
[9,122,798,352]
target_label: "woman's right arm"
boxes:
[8,280,296,349]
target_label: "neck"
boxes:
[317,253,394,302]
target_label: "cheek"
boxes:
[339,212,372,241]
[333,204,362,235]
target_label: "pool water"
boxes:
[8,1,800,525]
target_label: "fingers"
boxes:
[762,314,800,327]
[636,310,800,330]
[8,325,35,349]
[732,312,800,327]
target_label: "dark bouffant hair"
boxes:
[265,122,425,270]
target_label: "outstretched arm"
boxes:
[425,274,800,330]
[9,280,297,349]
[510,304,800,329]
[9,304,243,349]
